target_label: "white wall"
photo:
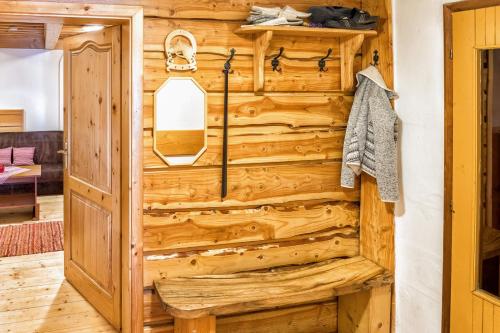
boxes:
[393,0,458,332]
[0,48,63,132]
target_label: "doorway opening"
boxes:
[0,3,143,332]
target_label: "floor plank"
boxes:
[0,252,117,333]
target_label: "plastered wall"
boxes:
[0,48,63,131]
[393,0,458,332]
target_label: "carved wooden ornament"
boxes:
[164,29,198,72]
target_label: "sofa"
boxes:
[0,131,63,195]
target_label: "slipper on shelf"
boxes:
[309,6,378,26]
[255,17,290,26]
[325,16,378,30]
[250,6,281,17]
[247,14,277,23]
[246,5,309,26]
[351,9,379,24]
[309,6,351,23]
[281,6,311,19]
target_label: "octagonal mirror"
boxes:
[154,77,207,166]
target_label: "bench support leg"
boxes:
[338,285,392,333]
[174,315,216,333]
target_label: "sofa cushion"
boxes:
[0,147,12,165]
[13,147,35,166]
[8,131,63,165]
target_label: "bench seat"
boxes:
[153,256,393,321]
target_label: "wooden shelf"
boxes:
[235,25,377,93]
[235,25,378,38]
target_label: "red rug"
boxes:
[0,221,63,257]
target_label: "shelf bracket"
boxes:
[340,34,365,91]
[253,31,273,94]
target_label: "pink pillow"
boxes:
[0,147,12,165]
[13,147,35,166]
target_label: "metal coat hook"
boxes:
[223,48,236,74]
[272,47,284,72]
[371,50,380,66]
[319,48,333,72]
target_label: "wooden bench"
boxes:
[154,256,393,332]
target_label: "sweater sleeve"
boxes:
[369,91,399,203]
[341,80,366,189]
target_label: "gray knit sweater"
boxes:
[341,66,399,202]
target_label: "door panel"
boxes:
[63,26,121,329]
[69,43,112,193]
[452,6,500,333]
[70,193,112,292]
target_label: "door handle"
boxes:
[59,142,68,169]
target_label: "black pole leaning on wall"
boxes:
[221,48,235,199]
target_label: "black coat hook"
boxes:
[319,48,333,72]
[371,50,379,66]
[272,47,284,72]
[223,48,236,74]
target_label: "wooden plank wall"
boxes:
[19,0,393,331]
[142,3,363,331]
[140,1,383,332]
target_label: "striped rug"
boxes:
[0,221,63,257]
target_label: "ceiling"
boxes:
[0,22,108,50]
[0,22,45,49]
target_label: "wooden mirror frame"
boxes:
[153,77,208,166]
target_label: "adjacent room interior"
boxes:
[0,7,143,330]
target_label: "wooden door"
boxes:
[451,7,500,332]
[63,26,122,329]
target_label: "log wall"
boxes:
[140,1,394,331]
[141,3,364,331]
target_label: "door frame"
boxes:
[0,2,144,332]
[444,1,500,332]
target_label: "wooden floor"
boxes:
[0,195,64,225]
[0,195,117,332]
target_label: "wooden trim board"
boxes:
[0,109,24,132]
[0,2,144,332]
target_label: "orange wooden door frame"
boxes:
[0,2,144,332]
[444,1,500,332]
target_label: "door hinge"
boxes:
[450,201,455,214]
[449,48,453,60]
